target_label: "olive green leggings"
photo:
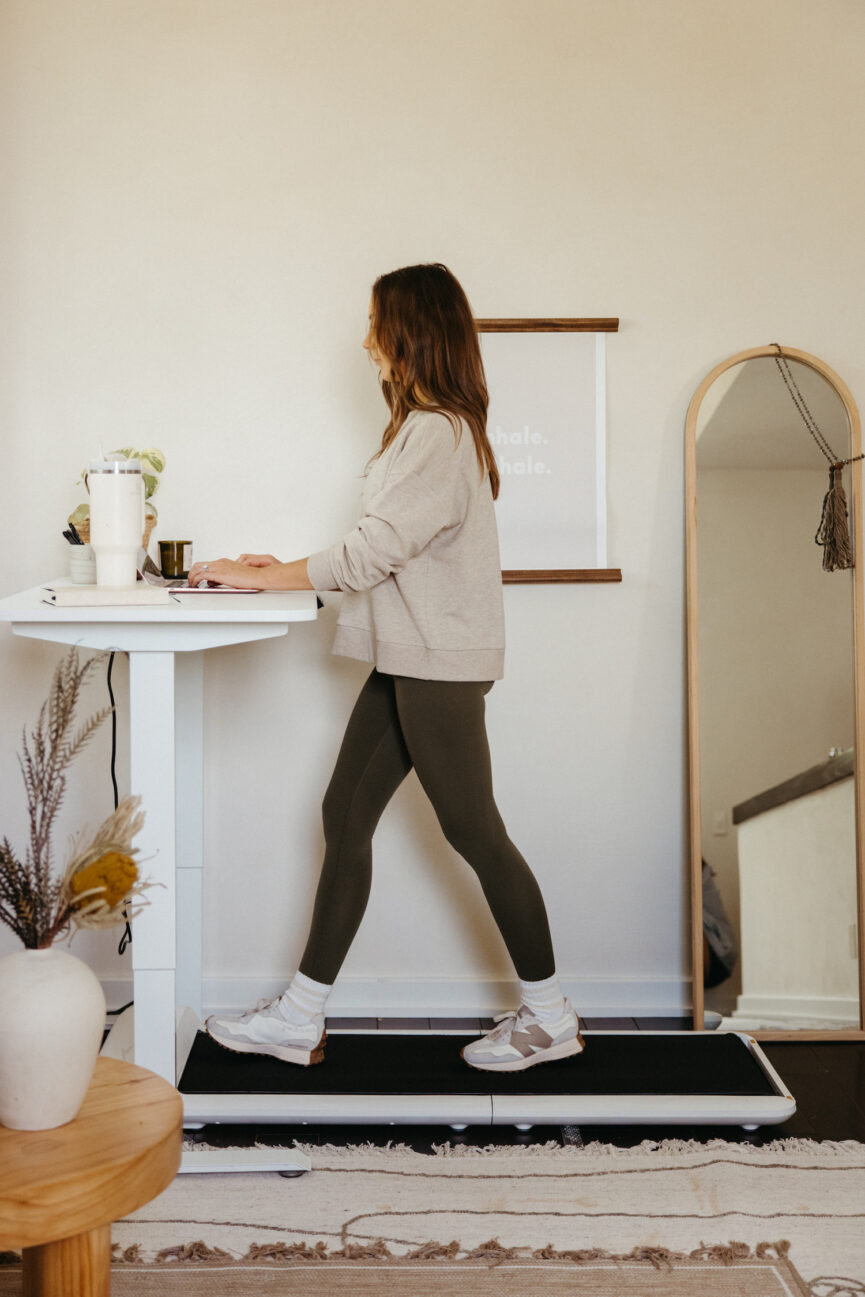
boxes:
[299,668,556,985]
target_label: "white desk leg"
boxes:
[129,646,312,1177]
[129,651,177,1084]
[175,652,204,1025]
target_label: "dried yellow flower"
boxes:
[69,852,138,910]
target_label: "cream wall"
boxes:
[2,0,864,1015]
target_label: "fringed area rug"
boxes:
[0,1249,816,1295]
[3,1137,865,1295]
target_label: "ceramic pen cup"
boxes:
[69,543,97,584]
[159,540,192,580]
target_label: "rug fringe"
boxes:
[182,1135,865,1160]
[101,1237,796,1268]
[154,1241,234,1264]
[431,1136,865,1159]
[183,1137,421,1156]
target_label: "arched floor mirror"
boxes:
[686,345,865,1039]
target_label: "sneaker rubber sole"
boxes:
[205,1022,327,1066]
[461,1028,585,1073]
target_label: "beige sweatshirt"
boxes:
[306,409,505,681]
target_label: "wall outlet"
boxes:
[712,810,728,836]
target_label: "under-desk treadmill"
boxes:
[179,1028,796,1130]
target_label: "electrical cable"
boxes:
[101,651,133,1020]
[106,651,133,956]
[107,650,120,809]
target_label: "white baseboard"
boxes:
[734,991,859,1027]
[99,974,691,1020]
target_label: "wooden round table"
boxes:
[0,1056,183,1296]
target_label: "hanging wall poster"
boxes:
[477,319,620,582]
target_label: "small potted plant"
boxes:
[0,649,154,1130]
[68,447,166,552]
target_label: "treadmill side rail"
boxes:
[490,1091,796,1126]
[183,1091,494,1126]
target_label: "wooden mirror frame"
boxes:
[686,345,865,1039]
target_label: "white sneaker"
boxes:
[461,1000,584,1072]
[205,998,326,1066]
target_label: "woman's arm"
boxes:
[306,417,468,594]
[186,556,315,590]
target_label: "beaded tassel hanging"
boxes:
[773,343,861,572]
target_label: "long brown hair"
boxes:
[369,263,500,499]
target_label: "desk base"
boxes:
[180,1146,311,1175]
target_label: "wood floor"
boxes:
[187,1017,865,1154]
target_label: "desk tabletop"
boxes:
[0,581,319,626]
[0,1057,182,1249]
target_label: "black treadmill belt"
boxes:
[180,1031,779,1098]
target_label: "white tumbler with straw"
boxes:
[88,457,144,587]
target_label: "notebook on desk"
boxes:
[42,585,173,606]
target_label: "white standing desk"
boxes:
[0,582,319,1174]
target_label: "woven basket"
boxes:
[71,511,156,551]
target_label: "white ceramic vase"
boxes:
[0,947,106,1130]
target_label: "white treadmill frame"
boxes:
[177,1025,796,1130]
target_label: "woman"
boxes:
[194,263,584,1072]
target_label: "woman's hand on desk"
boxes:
[186,556,314,590]
[238,553,279,568]
[186,557,265,589]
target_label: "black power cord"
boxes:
[107,650,120,810]
[106,651,133,957]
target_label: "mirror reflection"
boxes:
[696,356,860,1030]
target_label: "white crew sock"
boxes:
[277,970,332,1025]
[519,972,567,1022]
